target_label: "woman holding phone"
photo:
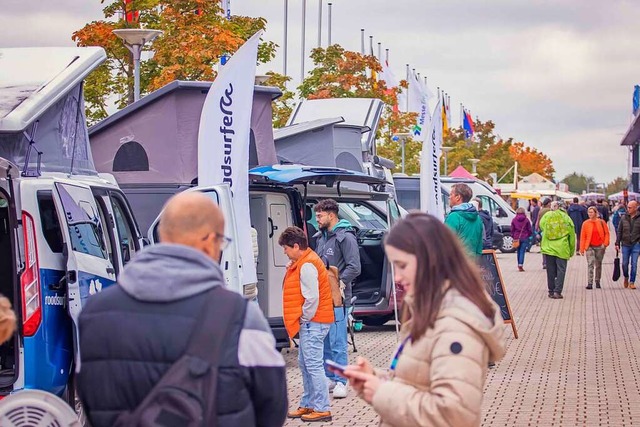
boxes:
[340,213,506,427]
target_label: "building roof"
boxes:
[89,80,282,136]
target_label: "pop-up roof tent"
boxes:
[274,117,370,172]
[0,47,106,175]
[89,81,281,185]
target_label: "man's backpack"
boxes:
[114,287,247,427]
[327,265,344,307]
[544,212,570,240]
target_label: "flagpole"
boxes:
[317,0,322,48]
[327,2,332,45]
[301,0,306,82]
[369,35,374,55]
[378,42,382,60]
[385,48,389,63]
[283,0,288,76]
[405,64,410,111]
[460,103,464,129]
[360,29,365,54]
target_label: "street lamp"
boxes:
[112,28,163,102]
[442,146,453,176]
[392,133,412,174]
[469,158,480,176]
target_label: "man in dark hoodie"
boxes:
[474,197,494,249]
[445,183,483,256]
[313,199,361,399]
[77,192,287,427]
[568,197,588,253]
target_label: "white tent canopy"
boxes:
[608,191,640,201]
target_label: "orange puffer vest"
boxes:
[283,248,335,338]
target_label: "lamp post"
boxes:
[469,158,480,176]
[113,29,163,102]
[392,133,412,174]
[442,146,453,176]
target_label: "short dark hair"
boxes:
[573,197,579,203]
[473,197,483,209]
[314,199,339,215]
[531,198,538,204]
[278,226,308,250]
[597,198,603,203]
[542,198,551,206]
[451,183,473,203]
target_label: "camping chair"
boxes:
[346,296,358,352]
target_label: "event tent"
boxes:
[449,165,476,179]
[608,191,640,201]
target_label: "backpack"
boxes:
[114,287,247,427]
[327,265,344,307]
[544,212,570,240]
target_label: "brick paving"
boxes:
[284,242,640,426]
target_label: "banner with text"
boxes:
[198,31,262,286]
[420,96,444,221]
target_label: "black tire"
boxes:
[362,314,393,327]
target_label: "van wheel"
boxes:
[64,372,88,426]
[362,315,393,327]
[500,235,517,253]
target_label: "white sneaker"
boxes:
[333,382,348,398]
[326,378,336,392]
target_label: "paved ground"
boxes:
[284,241,640,426]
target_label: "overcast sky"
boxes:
[1,0,636,183]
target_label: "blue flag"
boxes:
[633,85,640,116]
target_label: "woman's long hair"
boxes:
[385,212,496,341]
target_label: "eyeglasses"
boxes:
[202,232,232,251]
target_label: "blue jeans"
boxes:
[299,321,331,412]
[622,243,640,283]
[517,239,527,266]
[323,307,348,385]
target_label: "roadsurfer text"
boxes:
[220,83,234,188]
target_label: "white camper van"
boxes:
[0,47,145,415]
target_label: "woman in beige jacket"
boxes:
[342,213,506,427]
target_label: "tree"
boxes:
[261,71,295,129]
[606,177,629,195]
[561,172,595,194]
[73,0,276,124]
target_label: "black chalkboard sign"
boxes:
[479,250,518,338]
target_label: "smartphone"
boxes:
[325,359,347,374]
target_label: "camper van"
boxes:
[0,47,145,413]
[394,175,517,252]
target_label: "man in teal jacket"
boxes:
[540,201,575,299]
[445,183,484,257]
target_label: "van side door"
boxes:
[147,185,244,296]
[51,180,117,366]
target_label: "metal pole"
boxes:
[406,64,410,111]
[369,35,373,56]
[301,0,306,82]
[283,0,288,76]
[377,42,381,60]
[444,152,448,175]
[327,3,332,45]
[385,48,389,63]
[317,0,322,48]
[132,44,141,102]
[360,29,365,54]
[401,138,406,174]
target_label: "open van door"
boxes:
[51,180,117,367]
[147,185,244,296]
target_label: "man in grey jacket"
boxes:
[77,193,287,427]
[313,199,361,398]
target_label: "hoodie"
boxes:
[567,203,588,232]
[373,289,506,427]
[510,213,532,241]
[314,219,361,304]
[445,203,484,256]
[477,209,494,249]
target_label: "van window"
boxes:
[37,192,63,253]
[339,203,387,230]
[477,195,503,218]
[69,221,108,259]
[110,196,138,264]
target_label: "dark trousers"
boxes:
[546,255,568,294]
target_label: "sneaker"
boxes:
[301,411,332,422]
[553,293,563,299]
[548,292,554,298]
[586,284,593,290]
[518,266,524,272]
[624,277,629,288]
[288,407,313,419]
[333,382,348,398]
[630,283,636,290]
[326,378,336,392]
[596,283,601,289]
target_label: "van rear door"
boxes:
[147,185,244,296]
[51,180,117,366]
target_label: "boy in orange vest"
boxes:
[279,226,335,423]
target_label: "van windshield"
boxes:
[339,203,387,230]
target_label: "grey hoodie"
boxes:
[118,243,224,302]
